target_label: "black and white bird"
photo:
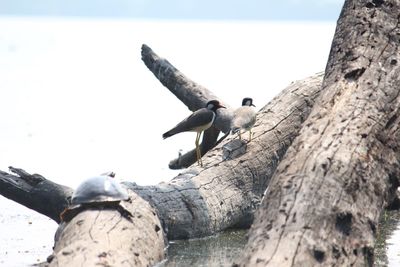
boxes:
[163,100,225,166]
[231,97,256,141]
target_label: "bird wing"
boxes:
[163,108,214,137]
[232,107,256,131]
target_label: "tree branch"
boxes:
[141,44,233,168]
[0,167,72,223]
[0,72,324,241]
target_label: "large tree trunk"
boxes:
[4,1,400,265]
[0,56,323,266]
[0,71,322,234]
[237,0,400,266]
[128,49,324,239]
[47,191,166,266]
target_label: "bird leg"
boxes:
[195,132,203,166]
[248,129,252,142]
[238,131,242,141]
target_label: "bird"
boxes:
[231,97,256,142]
[163,100,226,166]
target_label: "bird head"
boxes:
[206,100,226,111]
[242,97,255,107]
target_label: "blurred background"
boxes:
[0,0,343,187]
[0,1,347,266]
[1,0,343,20]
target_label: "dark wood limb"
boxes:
[0,167,72,223]
[141,44,234,168]
[0,72,324,240]
[121,72,323,240]
[141,44,225,117]
[2,3,400,264]
[168,126,224,169]
[1,51,324,266]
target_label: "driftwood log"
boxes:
[2,0,400,265]
[49,191,165,266]
[0,48,323,266]
[0,168,166,266]
[236,0,400,266]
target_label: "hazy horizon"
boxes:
[1,0,344,21]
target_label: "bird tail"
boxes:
[162,130,174,139]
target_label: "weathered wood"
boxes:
[141,44,232,132]
[168,127,229,169]
[0,167,71,223]
[141,44,233,168]
[129,72,324,239]
[237,0,400,266]
[46,191,166,266]
[0,72,323,240]
[0,46,324,266]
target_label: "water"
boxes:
[0,196,57,266]
[374,210,400,267]
[0,17,336,186]
[162,230,247,267]
[161,213,400,267]
[0,17,339,266]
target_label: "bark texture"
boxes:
[141,44,233,168]
[127,72,323,239]
[0,73,323,241]
[141,44,232,132]
[47,191,166,266]
[238,0,400,266]
[0,167,71,223]
[1,45,324,266]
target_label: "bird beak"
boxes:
[251,104,256,107]
[220,104,226,109]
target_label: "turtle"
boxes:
[60,175,131,222]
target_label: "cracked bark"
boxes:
[127,73,323,240]
[3,2,400,264]
[237,0,400,266]
[2,71,322,236]
[141,44,233,169]
[0,167,72,223]
[0,59,323,266]
[46,192,166,267]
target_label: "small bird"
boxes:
[231,97,256,141]
[163,100,226,166]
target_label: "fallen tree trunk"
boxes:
[1,65,325,266]
[2,4,400,263]
[237,0,400,266]
[0,168,166,266]
[47,191,166,266]
[126,72,324,240]
[0,51,324,243]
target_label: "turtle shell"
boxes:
[71,176,129,205]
